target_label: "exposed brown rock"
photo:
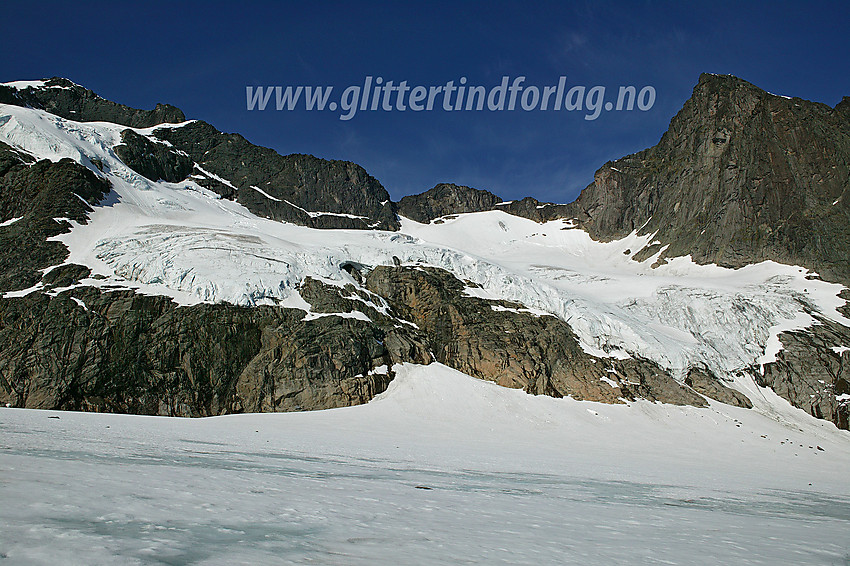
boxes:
[685,366,752,408]
[757,318,850,429]
[366,265,706,406]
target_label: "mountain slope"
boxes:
[0,79,399,231]
[0,76,848,430]
[154,121,400,230]
[567,73,850,283]
[399,74,850,286]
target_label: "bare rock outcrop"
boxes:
[366,265,707,406]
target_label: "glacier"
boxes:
[0,102,849,413]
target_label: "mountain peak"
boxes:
[569,73,850,283]
[835,95,850,117]
[696,72,760,89]
[1,74,849,431]
[397,183,502,223]
[0,76,185,128]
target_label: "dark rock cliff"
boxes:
[397,183,502,223]
[0,286,427,416]
[0,77,185,128]
[0,142,110,291]
[566,73,850,283]
[152,121,400,230]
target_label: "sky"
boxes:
[1,0,848,203]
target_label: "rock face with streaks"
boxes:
[153,121,400,230]
[113,129,194,184]
[0,283,434,416]
[563,73,850,282]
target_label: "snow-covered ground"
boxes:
[1,103,848,403]
[2,363,849,565]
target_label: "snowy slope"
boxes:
[0,103,848,413]
[1,363,849,565]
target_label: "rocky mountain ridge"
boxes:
[2,78,399,231]
[568,73,850,284]
[0,77,185,128]
[0,75,848,430]
[400,75,850,286]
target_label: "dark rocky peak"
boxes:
[495,197,574,223]
[152,121,400,230]
[834,96,850,120]
[397,183,577,225]
[658,73,842,154]
[397,183,502,223]
[0,77,185,128]
[567,73,850,284]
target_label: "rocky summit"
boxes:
[568,73,850,283]
[0,75,848,431]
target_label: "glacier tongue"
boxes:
[1,102,848,396]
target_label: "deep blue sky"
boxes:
[2,1,848,203]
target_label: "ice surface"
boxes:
[1,363,849,565]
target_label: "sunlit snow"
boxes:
[1,363,849,565]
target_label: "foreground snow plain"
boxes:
[2,363,850,565]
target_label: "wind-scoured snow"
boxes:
[1,103,848,411]
[1,363,849,565]
[249,184,281,201]
[281,197,370,219]
[1,79,49,89]
[193,163,238,190]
